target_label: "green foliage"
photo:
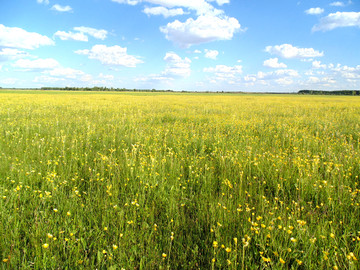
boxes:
[298,90,360,95]
[0,92,359,269]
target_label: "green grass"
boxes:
[0,91,359,269]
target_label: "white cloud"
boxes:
[13,58,60,70]
[45,67,85,78]
[312,60,327,69]
[160,15,242,48]
[257,69,299,80]
[33,75,65,84]
[0,78,18,85]
[305,7,324,15]
[330,1,345,7]
[135,52,191,85]
[51,4,73,12]
[111,0,242,48]
[263,58,287,68]
[54,31,88,41]
[73,27,108,40]
[37,0,49,5]
[331,63,360,79]
[163,52,191,77]
[213,0,230,5]
[0,48,29,60]
[0,24,54,50]
[265,44,324,59]
[75,45,143,67]
[112,0,224,16]
[244,75,256,82]
[204,49,219,60]
[306,76,336,85]
[194,49,202,53]
[312,12,360,32]
[54,27,108,42]
[150,0,217,16]
[143,6,186,18]
[112,0,139,5]
[275,77,294,85]
[204,64,242,80]
[36,67,98,86]
[133,74,174,88]
[99,73,115,80]
[304,62,360,89]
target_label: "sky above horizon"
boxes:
[0,0,359,92]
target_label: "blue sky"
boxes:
[0,0,359,92]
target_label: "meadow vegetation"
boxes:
[0,90,359,269]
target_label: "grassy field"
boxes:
[0,90,359,269]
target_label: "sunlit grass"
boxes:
[0,91,359,269]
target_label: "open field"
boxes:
[0,90,360,269]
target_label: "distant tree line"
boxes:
[298,90,360,95]
[40,87,176,92]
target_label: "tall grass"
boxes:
[0,91,359,269]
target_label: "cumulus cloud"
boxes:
[0,48,29,60]
[13,58,60,70]
[112,0,224,16]
[112,0,242,47]
[275,77,294,85]
[37,0,49,5]
[73,27,108,40]
[257,69,299,80]
[331,63,360,80]
[163,52,191,77]
[143,6,186,17]
[304,61,360,89]
[204,49,219,60]
[112,0,139,5]
[51,4,73,12]
[305,7,324,15]
[211,0,230,5]
[265,44,324,59]
[54,27,108,42]
[306,76,336,85]
[160,15,242,48]
[312,60,327,69]
[0,24,54,50]
[99,73,115,80]
[0,78,18,85]
[134,52,191,86]
[75,45,143,67]
[330,1,345,7]
[312,12,360,32]
[45,67,85,78]
[54,31,88,41]
[263,58,287,68]
[204,64,242,80]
